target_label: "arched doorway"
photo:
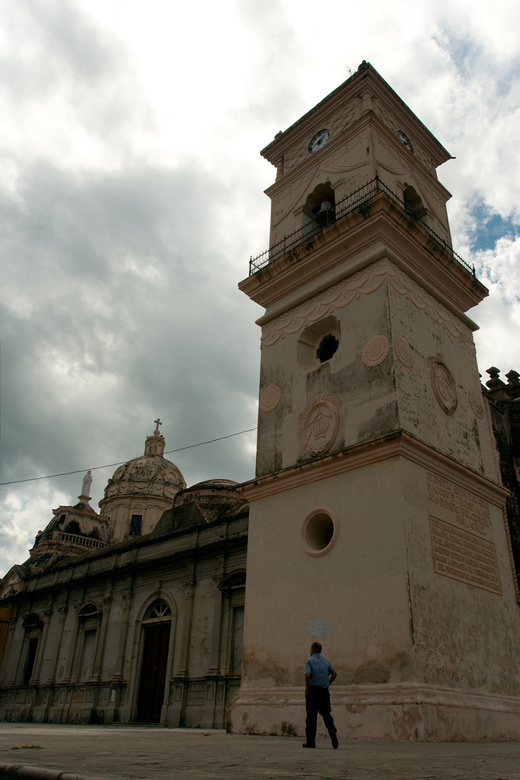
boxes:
[136,599,172,723]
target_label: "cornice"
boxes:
[240,196,486,321]
[238,431,508,507]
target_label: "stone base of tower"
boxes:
[228,684,520,741]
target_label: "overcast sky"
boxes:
[1,0,520,576]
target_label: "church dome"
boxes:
[102,423,186,502]
[151,478,247,538]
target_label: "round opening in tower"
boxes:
[301,508,338,556]
[317,334,339,363]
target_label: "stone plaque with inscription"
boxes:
[427,472,501,595]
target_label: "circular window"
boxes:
[317,334,339,363]
[301,508,338,557]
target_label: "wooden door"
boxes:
[136,622,171,723]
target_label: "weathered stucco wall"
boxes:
[241,458,413,689]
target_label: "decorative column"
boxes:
[91,596,112,682]
[30,607,52,685]
[202,564,225,728]
[109,589,133,723]
[171,577,195,727]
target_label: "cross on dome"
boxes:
[144,420,166,456]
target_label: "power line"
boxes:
[0,427,258,487]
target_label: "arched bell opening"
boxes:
[302,182,336,235]
[403,184,427,222]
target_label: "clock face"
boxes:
[397,130,413,153]
[308,129,330,154]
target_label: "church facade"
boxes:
[1,62,520,739]
[0,426,248,727]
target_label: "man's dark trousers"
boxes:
[305,685,336,746]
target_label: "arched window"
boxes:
[143,599,172,623]
[78,602,99,617]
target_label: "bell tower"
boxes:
[231,62,520,740]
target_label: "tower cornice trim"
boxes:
[258,256,477,352]
[238,431,507,507]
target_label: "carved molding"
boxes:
[240,431,508,506]
[261,258,474,352]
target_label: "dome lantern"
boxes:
[99,422,186,543]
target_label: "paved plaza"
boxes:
[0,725,519,780]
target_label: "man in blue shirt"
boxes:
[303,641,338,749]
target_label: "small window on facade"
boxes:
[317,334,339,363]
[129,515,142,536]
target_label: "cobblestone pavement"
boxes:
[0,725,519,780]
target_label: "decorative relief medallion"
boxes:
[361,336,390,367]
[259,384,282,413]
[428,356,457,415]
[393,336,414,368]
[299,392,342,456]
[468,389,485,419]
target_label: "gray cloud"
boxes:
[2,0,520,577]
[0,158,259,513]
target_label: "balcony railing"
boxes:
[56,532,107,549]
[249,176,474,276]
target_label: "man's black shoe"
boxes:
[330,732,339,749]
[302,743,316,748]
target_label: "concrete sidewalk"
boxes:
[0,724,519,780]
